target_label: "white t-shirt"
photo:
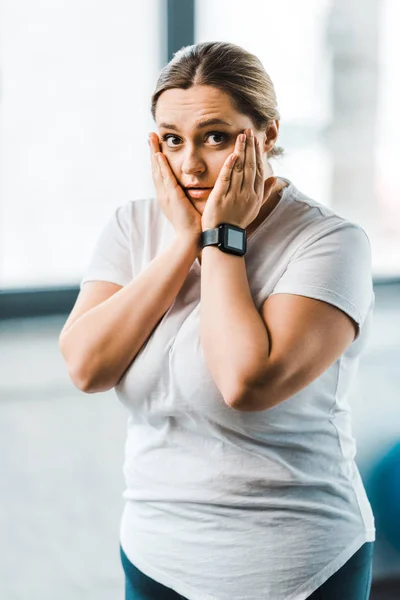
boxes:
[80,179,375,600]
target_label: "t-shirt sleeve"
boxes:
[80,202,134,290]
[270,223,374,340]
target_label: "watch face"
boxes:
[227,227,244,249]
[221,224,246,255]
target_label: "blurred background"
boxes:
[0,0,399,598]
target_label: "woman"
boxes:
[59,42,375,600]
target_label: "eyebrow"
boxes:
[158,118,233,131]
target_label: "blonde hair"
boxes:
[151,41,284,159]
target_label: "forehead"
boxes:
[156,85,251,130]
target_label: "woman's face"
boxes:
[155,85,272,213]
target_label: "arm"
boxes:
[199,245,271,407]
[199,129,368,411]
[59,233,198,393]
[234,292,357,411]
[200,246,357,411]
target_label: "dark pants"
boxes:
[120,541,374,600]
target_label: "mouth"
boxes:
[185,187,212,199]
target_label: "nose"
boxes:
[181,145,206,176]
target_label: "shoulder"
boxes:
[114,197,163,232]
[118,197,157,218]
[115,197,175,260]
[281,180,371,254]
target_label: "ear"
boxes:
[262,119,280,153]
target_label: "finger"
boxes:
[148,132,161,156]
[156,152,170,184]
[230,133,246,191]
[212,152,239,198]
[242,129,257,191]
[149,133,164,188]
[254,137,265,195]
[156,152,181,195]
[149,135,182,200]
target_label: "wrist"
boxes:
[201,223,219,232]
[174,231,201,254]
[201,222,243,232]
[175,229,201,243]
[200,223,247,257]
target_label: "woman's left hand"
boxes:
[201,128,277,231]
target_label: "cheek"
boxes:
[210,153,230,177]
[165,155,180,176]
[217,152,230,167]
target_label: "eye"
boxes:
[160,134,181,148]
[159,132,229,148]
[207,132,228,145]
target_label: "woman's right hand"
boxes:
[148,132,203,240]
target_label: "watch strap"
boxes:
[200,227,220,248]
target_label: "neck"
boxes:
[245,176,287,237]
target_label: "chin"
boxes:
[191,202,205,214]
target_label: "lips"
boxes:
[185,187,212,199]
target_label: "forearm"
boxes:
[61,234,199,392]
[199,246,271,406]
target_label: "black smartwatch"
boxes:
[200,223,247,257]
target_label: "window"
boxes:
[196,0,400,278]
[1,0,162,289]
